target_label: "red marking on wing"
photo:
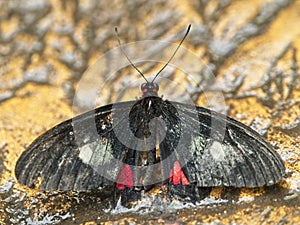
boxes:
[169,161,190,185]
[116,165,134,190]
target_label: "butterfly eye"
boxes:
[153,83,159,91]
[141,83,147,90]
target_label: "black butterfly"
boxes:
[15,25,285,207]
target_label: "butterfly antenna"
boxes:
[115,27,148,83]
[151,24,191,83]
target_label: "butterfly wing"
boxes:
[16,96,285,195]
[168,101,285,188]
[15,101,137,192]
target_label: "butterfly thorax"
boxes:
[128,96,181,141]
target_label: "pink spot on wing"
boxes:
[169,161,190,185]
[116,165,134,190]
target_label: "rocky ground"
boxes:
[0,0,299,224]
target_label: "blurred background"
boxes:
[0,0,299,224]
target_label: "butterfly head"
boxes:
[141,82,159,97]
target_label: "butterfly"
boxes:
[15,25,285,207]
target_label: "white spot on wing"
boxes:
[210,141,225,162]
[79,145,93,164]
[78,139,120,179]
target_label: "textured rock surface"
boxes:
[0,0,299,224]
